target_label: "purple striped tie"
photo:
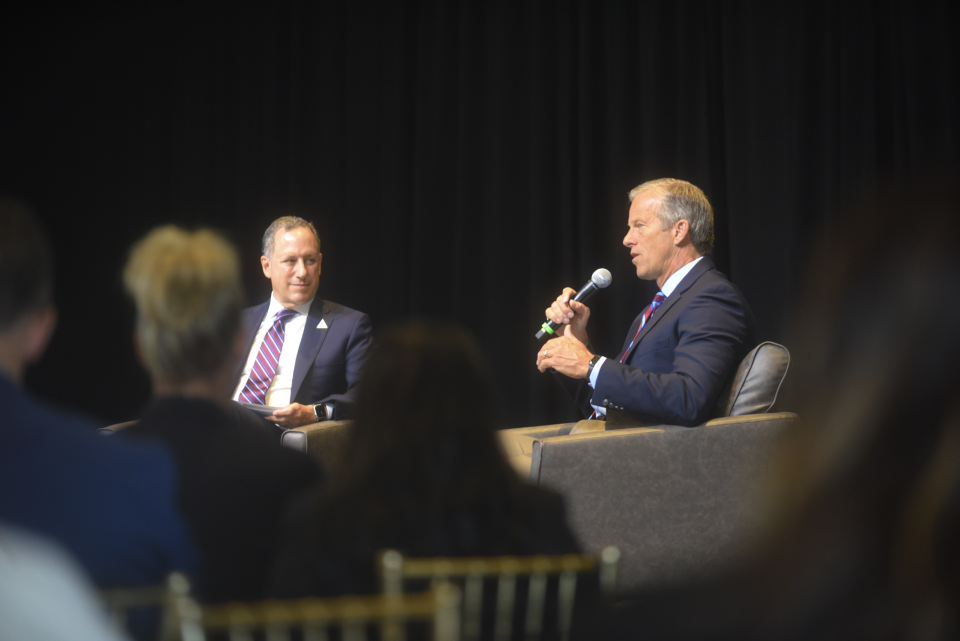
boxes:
[238,308,300,405]
[619,291,665,363]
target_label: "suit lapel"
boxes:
[232,301,270,385]
[621,257,716,363]
[291,298,332,402]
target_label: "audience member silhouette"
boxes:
[0,199,198,589]
[268,320,581,599]
[120,226,321,603]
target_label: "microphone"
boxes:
[535,268,612,340]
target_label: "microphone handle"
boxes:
[535,280,599,340]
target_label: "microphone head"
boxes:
[591,268,613,288]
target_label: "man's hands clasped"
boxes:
[536,287,595,379]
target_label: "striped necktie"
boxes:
[619,291,665,363]
[238,308,299,405]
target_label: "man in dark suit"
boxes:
[537,178,756,426]
[232,216,372,428]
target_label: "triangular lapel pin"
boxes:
[318,319,328,329]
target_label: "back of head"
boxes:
[629,178,715,255]
[325,320,521,552]
[123,226,243,384]
[758,179,960,635]
[351,320,501,480]
[0,199,54,330]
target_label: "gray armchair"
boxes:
[280,419,355,469]
[499,342,796,591]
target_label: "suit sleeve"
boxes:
[316,312,372,419]
[591,281,750,426]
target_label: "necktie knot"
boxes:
[275,308,299,324]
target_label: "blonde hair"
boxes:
[124,226,243,384]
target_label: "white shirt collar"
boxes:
[660,256,704,297]
[266,294,314,320]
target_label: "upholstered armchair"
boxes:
[498,342,796,591]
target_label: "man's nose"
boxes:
[623,232,633,247]
[294,260,306,277]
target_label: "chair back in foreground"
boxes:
[181,583,461,641]
[379,547,620,641]
[98,420,139,435]
[100,572,192,641]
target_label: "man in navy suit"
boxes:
[232,216,372,428]
[536,178,756,427]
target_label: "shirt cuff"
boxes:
[587,356,606,388]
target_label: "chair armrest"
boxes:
[281,420,355,468]
[500,423,579,440]
[530,412,798,590]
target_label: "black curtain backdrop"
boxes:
[2,1,957,427]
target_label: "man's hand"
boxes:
[544,287,591,343]
[268,402,319,428]
[536,325,594,378]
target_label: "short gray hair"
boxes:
[628,178,715,255]
[262,216,321,258]
[124,226,244,384]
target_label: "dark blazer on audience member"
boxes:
[558,256,756,426]
[267,484,581,599]
[123,396,321,602]
[234,297,372,420]
[0,373,198,588]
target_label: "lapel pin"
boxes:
[318,319,328,329]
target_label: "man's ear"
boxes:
[260,254,272,278]
[317,252,322,276]
[23,306,58,366]
[673,219,691,246]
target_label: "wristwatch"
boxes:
[312,403,327,421]
[587,354,602,378]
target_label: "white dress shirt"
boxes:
[588,256,704,416]
[232,295,313,407]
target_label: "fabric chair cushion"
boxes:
[722,342,790,417]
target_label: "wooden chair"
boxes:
[100,572,193,641]
[180,583,461,641]
[378,547,620,641]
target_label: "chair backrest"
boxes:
[378,547,620,641]
[100,572,192,641]
[717,342,790,417]
[183,584,461,641]
[97,420,139,436]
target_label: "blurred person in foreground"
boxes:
[268,320,581,598]
[584,181,960,640]
[120,226,321,603]
[0,198,197,588]
[0,523,129,641]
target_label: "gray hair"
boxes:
[124,226,244,384]
[628,178,715,255]
[262,216,321,258]
[0,198,54,329]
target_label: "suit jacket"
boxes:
[559,256,756,426]
[124,396,321,602]
[234,297,372,420]
[0,373,198,589]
